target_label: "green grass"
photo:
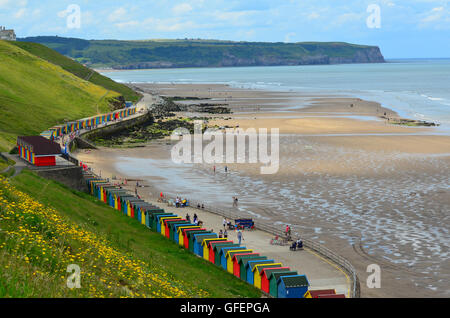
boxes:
[1,170,261,298]
[11,41,141,103]
[0,40,121,152]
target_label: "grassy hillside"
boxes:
[0,40,121,152]
[0,171,261,297]
[11,41,141,103]
[19,36,385,69]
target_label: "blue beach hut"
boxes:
[193,233,218,256]
[219,246,247,270]
[277,275,310,298]
[246,259,275,285]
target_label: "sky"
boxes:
[0,0,449,58]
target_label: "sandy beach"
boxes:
[76,83,450,297]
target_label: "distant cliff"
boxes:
[18,36,385,69]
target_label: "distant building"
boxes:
[0,26,16,41]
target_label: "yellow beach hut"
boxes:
[253,263,282,289]
[201,238,228,261]
[226,250,253,274]
[160,216,181,236]
[177,226,201,247]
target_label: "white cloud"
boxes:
[108,7,127,22]
[420,6,448,23]
[172,3,193,16]
[0,0,9,8]
[115,20,139,29]
[308,12,320,20]
[14,8,26,19]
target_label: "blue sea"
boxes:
[101,59,450,129]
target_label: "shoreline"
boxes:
[76,83,450,297]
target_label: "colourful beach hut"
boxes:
[159,216,181,236]
[193,233,218,257]
[213,244,240,267]
[219,246,246,270]
[318,294,346,298]
[17,136,61,166]
[172,223,195,243]
[246,260,275,285]
[168,221,191,241]
[154,213,176,232]
[40,130,55,140]
[209,241,234,264]
[177,226,201,247]
[188,231,212,253]
[239,256,267,281]
[201,238,228,261]
[226,250,253,274]
[261,267,291,294]
[164,218,185,239]
[150,212,172,231]
[277,275,309,299]
[183,229,207,249]
[253,263,283,289]
[304,289,337,298]
[232,253,260,278]
[268,271,298,298]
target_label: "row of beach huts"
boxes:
[84,173,345,299]
[16,106,137,167]
[41,107,137,140]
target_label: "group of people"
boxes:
[290,238,303,251]
[186,213,203,226]
[175,196,188,208]
[223,217,233,229]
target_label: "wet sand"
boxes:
[76,83,450,297]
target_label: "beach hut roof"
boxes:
[239,256,267,266]
[318,294,345,298]
[261,267,290,278]
[177,226,200,233]
[194,234,217,241]
[253,263,282,273]
[201,238,227,247]
[308,289,336,298]
[269,271,298,281]
[213,243,239,252]
[226,250,253,258]
[249,260,275,271]
[234,253,259,262]
[209,241,233,248]
[278,275,309,288]
[17,136,61,155]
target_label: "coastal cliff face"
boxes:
[18,37,385,69]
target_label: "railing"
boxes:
[173,198,360,298]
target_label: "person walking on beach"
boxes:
[237,229,243,245]
[285,225,291,241]
[219,229,223,238]
[224,229,228,239]
[223,218,227,229]
[186,213,191,223]
[225,166,228,173]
